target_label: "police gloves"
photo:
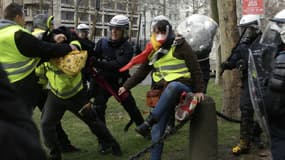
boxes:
[221,61,234,70]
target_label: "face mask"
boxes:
[155,33,167,41]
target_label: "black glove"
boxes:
[236,59,246,71]
[220,61,234,76]
[221,61,234,70]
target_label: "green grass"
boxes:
[33,79,243,160]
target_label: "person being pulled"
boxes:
[37,26,122,160]
[80,14,144,154]
[221,14,264,155]
[118,19,206,160]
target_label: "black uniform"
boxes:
[222,34,263,146]
[0,64,47,160]
[78,37,95,91]
[265,47,285,160]
[90,37,144,126]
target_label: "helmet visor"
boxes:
[260,22,282,46]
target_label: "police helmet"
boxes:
[108,15,129,40]
[77,23,89,30]
[239,14,261,29]
[270,9,285,44]
[260,10,285,46]
[108,15,129,29]
[270,9,285,23]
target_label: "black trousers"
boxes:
[266,92,285,160]
[37,89,71,147]
[41,90,118,159]
[13,72,43,116]
[92,80,144,126]
[270,117,285,160]
[240,80,255,142]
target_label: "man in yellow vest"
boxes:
[119,17,217,160]
[31,14,81,153]
[37,26,122,160]
[0,3,77,116]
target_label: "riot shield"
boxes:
[248,45,276,144]
[176,14,218,59]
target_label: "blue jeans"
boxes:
[150,81,191,160]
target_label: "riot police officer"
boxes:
[260,9,285,160]
[86,14,144,153]
[221,14,263,155]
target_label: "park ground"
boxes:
[32,79,272,160]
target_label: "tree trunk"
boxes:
[217,0,241,119]
[209,0,222,85]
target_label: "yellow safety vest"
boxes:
[32,28,45,39]
[150,46,191,82]
[35,40,83,99]
[0,25,40,83]
[42,62,83,99]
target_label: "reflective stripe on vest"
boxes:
[0,25,40,83]
[32,28,45,39]
[70,40,82,50]
[150,46,191,82]
[45,63,83,99]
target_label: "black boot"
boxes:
[135,114,157,138]
[111,141,122,156]
[48,148,61,160]
[98,140,122,156]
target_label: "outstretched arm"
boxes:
[14,30,74,59]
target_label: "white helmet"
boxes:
[108,15,129,28]
[260,9,285,46]
[270,9,285,23]
[77,23,89,30]
[239,14,261,29]
[269,9,285,44]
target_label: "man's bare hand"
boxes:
[54,34,67,44]
[194,92,205,103]
[118,87,127,96]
